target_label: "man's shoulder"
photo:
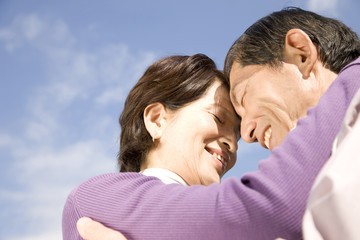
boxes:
[339,57,360,74]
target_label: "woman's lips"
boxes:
[205,147,229,173]
[212,152,227,171]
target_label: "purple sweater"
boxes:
[62,58,360,240]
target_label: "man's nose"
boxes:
[241,119,257,143]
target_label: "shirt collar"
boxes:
[139,168,189,186]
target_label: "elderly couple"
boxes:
[63,7,360,240]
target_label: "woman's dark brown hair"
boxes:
[119,53,228,172]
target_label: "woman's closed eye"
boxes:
[211,113,224,124]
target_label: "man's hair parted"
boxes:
[224,7,360,78]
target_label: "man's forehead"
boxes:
[229,63,262,84]
[229,63,267,92]
[229,63,250,102]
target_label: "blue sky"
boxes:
[1,0,359,239]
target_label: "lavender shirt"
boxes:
[62,58,360,240]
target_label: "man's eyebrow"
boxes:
[229,78,242,107]
[231,91,240,107]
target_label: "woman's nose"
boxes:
[221,129,238,153]
[222,139,237,153]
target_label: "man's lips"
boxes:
[264,127,272,149]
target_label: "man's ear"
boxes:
[283,28,318,79]
[143,102,167,141]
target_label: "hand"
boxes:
[77,217,128,240]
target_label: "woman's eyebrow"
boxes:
[216,103,242,121]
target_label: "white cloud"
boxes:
[307,0,339,16]
[95,86,126,105]
[2,138,117,239]
[22,13,44,40]
[0,12,157,143]
[10,233,61,240]
[0,13,74,52]
[14,140,116,179]
[1,13,158,239]
[0,134,15,147]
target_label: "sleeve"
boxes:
[62,187,82,240]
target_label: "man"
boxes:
[302,88,360,239]
[65,7,360,240]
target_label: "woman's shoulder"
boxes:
[64,172,164,215]
[74,172,162,194]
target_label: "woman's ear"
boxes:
[143,103,167,141]
[283,28,318,79]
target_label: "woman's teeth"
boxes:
[213,152,226,169]
[264,127,272,149]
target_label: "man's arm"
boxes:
[63,60,360,240]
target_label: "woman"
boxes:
[62,54,240,239]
